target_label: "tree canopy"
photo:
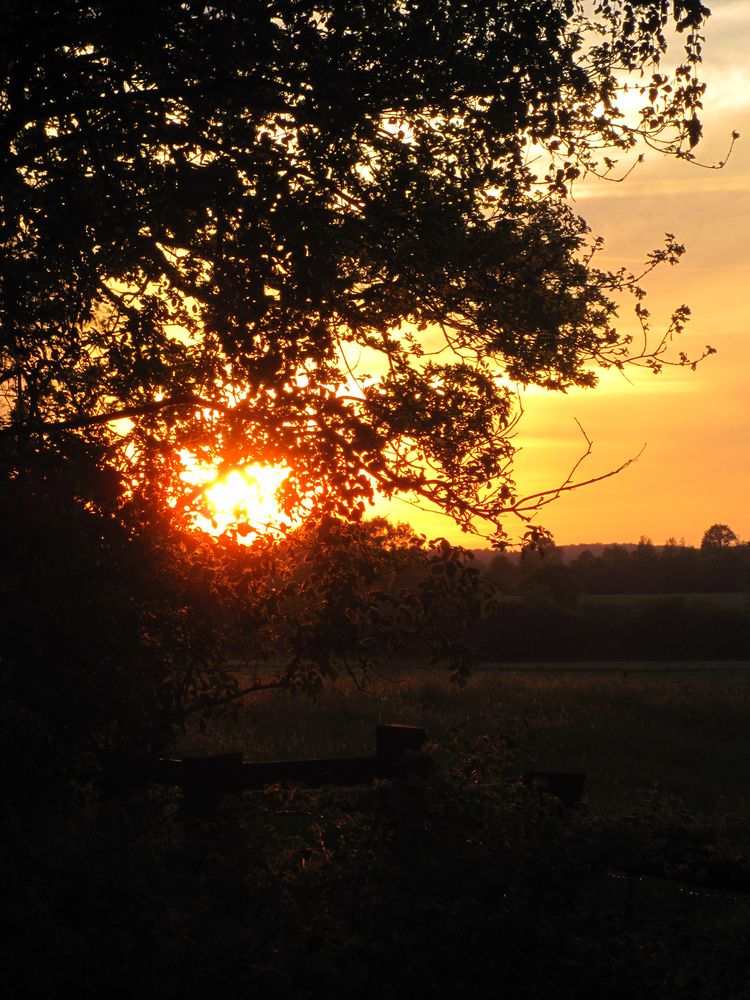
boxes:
[701,523,739,550]
[1,0,715,542]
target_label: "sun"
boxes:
[180,457,290,538]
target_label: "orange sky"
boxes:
[378,1,750,548]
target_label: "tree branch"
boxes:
[173,677,291,721]
[0,393,221,436]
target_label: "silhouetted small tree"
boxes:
[701,523,739,550]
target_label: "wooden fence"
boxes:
[100,723,427,813]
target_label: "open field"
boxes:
[580,592,750,610]
[178,660,750,822]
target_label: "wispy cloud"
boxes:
[573,172,750,200]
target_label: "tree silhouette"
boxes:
[0,0,718,544]
[701,523,739,550]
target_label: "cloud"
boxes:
[699,4,750,113]
[573,172,750,200]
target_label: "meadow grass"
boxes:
[177,661,750,821]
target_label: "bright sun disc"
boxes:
[205,465,288,528]
[181,457,290,537]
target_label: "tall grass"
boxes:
[177,662,750,820]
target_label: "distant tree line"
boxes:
[483,526,749,597]
[471,592,750,662]
[470,526,750,662]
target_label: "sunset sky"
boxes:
[379,0,750,548]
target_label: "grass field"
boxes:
[493,592,750,609]
[178,660,750,822]
[580,592,750,609]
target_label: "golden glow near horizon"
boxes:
[377,2,750,549]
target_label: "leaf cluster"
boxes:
[0,0,717,541]
[0,434,489,760]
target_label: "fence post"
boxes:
[375,724,426,776]
[181,752,244,815]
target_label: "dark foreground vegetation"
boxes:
[2,1,743,994]
[6,669,750,1000]
[3,478,748,999]
[4,489,750,998]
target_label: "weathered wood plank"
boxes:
[99,725,427,812]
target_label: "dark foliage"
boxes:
[0,0,725,758]
[0,8,739,995]
[566,538,750,595]
[485,535,750,596]
[0,445,169,773]
[473,594,750,662]
[4,733,750,1000]
[1,0,716,540]
[701,523,739,550]
[0,454,488,770]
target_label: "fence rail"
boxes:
[100,723,427,813]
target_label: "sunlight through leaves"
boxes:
[181,458,291,538]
